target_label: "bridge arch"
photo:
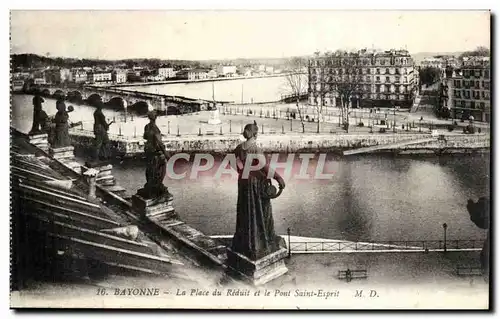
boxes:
[128,101,152,115]
[87,93,103,107]
[41,89,51,97]
[53,90,66,100]
[167,105,181,115]
[67,91,83,103]
[106,96,127,111]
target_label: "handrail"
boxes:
[289,239,485,253]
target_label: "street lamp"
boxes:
[393,106,396,132]
[443,223,448,253]
[287,227,292,258]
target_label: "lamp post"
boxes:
[287,227,291,258]
[393,106,396,132]
[443,223,448,253]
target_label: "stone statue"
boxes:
[467,197,490,274]
[137,111,172,200]
[231,120,285,260]
[93,102,114,161]
[29,93,50,135]
[52,99,74,148]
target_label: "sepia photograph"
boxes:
[8,9,491,309]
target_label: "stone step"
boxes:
[96,174,115,182]
[101,185,126,193]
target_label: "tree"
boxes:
[328,51,365,133]
[419,66,441,86]
[283,57,308,133]
[460,46,490,58]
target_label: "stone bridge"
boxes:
[37,85,230,115]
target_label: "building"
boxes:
[71,69,88,83]
[45,68,71,84]
[112,70,127,84]
[187,68,210,81]
[265,66,274,74]
[207,69,218,79]
[87,71,112,84]
[445,56,490,122]
[158,67,175,79]
[308,49,418,108]
[216,65,237,77]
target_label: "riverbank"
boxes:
[109,73,289,88]
[67,128,490,158]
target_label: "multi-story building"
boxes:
[216,65,237,77]
[207,69,218,78]
[158,67,175,79]
[187,68,209,80]
[45,68,71,84]
[446,56,490,122]
[87,71,112,84]
[112,70,127,84]
[71,69,88,83]
[308,49,418,108]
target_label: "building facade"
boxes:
[70,69,88,83]
[446,57,490,122]
[308,49,418,108]
[216,65,237,77]
[112,70,127,84]
[87,71,112,84]
[187,68,209,80]
[158,67,175,79]
[45,68,71,84]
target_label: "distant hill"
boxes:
[10,53,310,70]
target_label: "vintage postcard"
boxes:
[9,10,491,309]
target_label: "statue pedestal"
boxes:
[208,109,222,125]
[226,247,288,286]
[132,193,177,221]
[49,146,75,160]
[28,133,49,153]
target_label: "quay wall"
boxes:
[68,129,490,157]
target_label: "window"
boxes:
[385,76,390,82]
[376,68,380,74]
[471,101,475,109]
[385,68,390,74]
[484,69,490,78]
[380,59,385,65]
[484,81,490,89]
[376,76,380,82]
[480,102,485,109]
[403,76,407,83]
[366,75,371,81]
[461,100,465,107]
[395,76,400,83]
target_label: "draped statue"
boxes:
[137,111,172,200]
[231,121,285,260]
[93,102,114,161]
[29,93,50,135]
[52,99,74,148]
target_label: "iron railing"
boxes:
[289,239,485,253]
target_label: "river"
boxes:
[120,76,293,103]
[11,94,489,242]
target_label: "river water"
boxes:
[120,76,293,103]
[11,94,490,242]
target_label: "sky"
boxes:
[10,10,491,60]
